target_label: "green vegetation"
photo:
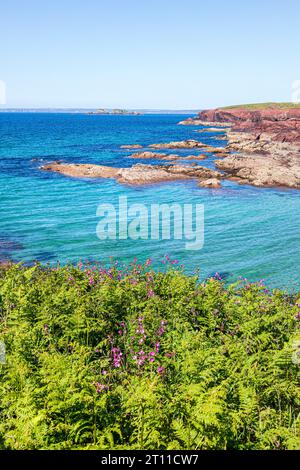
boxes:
[0,260,299,450]
[221,102,300,110]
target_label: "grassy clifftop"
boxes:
[0,261,299,449]
[221,102,300,110]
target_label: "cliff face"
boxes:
[197,107,300,143]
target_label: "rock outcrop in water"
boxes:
[41,162,222,186]
[129,151,180,160]
[148,140,230,155]
[0,237,23,263]
[120,144,143,149]
[128,151,207,161]
[149,139,208,149]
[198,178,221,188]
[42,163,120,179]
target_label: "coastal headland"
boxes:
[180,103,300,188]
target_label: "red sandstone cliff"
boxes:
[196,107,300,143]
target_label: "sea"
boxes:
[1,112,300,290]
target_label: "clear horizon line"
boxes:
[0,106,201,111]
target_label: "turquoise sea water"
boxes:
[1,112,300,290]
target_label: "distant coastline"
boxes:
[86,108,142,115]
[0,108,200,115]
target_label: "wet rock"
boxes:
[178,118,232,127]
[215,152,300,188]
[149,140,207,149]
[120,144,143,149]
[129,151,207,161]
[215,152,229,158]
[196,127,225,133]
[199,178,221,188]
[41,162,119,179]
[41,162,222,186]
[129,151,180,160]
[182,154,207,160]
[118,163,222,185]
[149,141,231,157]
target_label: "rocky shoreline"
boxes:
[180,105,300,189]
[41,162,222,187]
[128,151,207,161]
[41,104,300,190]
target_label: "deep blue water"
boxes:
[1,112,300,290]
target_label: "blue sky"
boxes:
[1,0,299,109]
